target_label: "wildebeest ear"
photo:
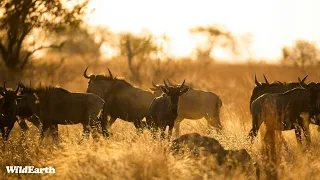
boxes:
[179,87,189,95]
[160,86,169,94]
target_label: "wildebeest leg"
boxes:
[149,122,157,139]
[151,126,157,139]
[90,117,101,141]
[100,116,108,137]
[40,123,50,141]
[248,114,263,143]
[99,108,109,137]
[133,120,143,134]
[18,119,29,141]
[51,124,60,145]
[108,116,117,128]
[18,119,29,132]
[145,116,153,130]
[0,126,5,141]
[27,115,42,130]
[173,119,181,137]
[294,126,302,148]
[160,126,166,140]
[168,124,174,141]
[4,121,15,141]
[206,113,222,133]
[107,116,117,132]
[300,113,311,148]
[81,123,90,140]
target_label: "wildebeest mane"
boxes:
[93,75,134,87]
[258,81,300,87]
[21,86,70,93]
[280,87,305,95]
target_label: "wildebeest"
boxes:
[148,80,189,139]
[249,74,308,110]
[0,82,42,141]
[150,79,222,137]
[4,83,107,142]
[171,133,259,178]
[84,67,155,131]
[248,74,314,145]
[249,78,320,148]
[0,82,23,140]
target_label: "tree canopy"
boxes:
[190,25,238,61]
[282,40,320,68]
[0,0,89,72]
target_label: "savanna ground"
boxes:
[1,60,320,180]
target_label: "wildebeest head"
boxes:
[0,82,22,141]
[250,74,308,109]
[299,78,320,110]
[84,67,116,98]
[161,79,189,106]
[150,77,165,96]
[0,81,21,111]
[150,78,190,97]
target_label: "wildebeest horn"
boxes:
[163,79,169,90]
[301,75,308,83]
[298,77,307,88]
[108,68,113,79]
[15,83,19,94]
[166,79,174,85]
[83,67,92,79]
[254,74,262,87]
[152,77,157,87]
[19,82,26,89]
[179,80,186,89]
[3,81,7,93]
[263,74,269,84]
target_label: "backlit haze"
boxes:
[86,0,320,62]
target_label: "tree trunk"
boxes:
[125,39,142,85]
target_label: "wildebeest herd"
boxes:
[0,67,319,178]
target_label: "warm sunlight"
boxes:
[3,1,320,179]
[86,0,320,61]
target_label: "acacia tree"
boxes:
[119,33,161,84]
[282,40,320,68]
[50,26,110,62]
[190,25,238,61]
[0,0,89,73]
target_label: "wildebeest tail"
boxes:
[215,97,222,117]
[217,97,222,109]
[215,97,223,130]
[99,102,109,137]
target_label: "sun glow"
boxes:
[86,0,320,62]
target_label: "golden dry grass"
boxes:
[1,60,320,179]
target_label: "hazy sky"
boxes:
[86,0,319,61]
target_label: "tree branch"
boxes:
[20,41,66,70]
[0,42,8,62]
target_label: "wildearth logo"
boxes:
[6,166,55,174]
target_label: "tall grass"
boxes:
[1,59,320,179]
